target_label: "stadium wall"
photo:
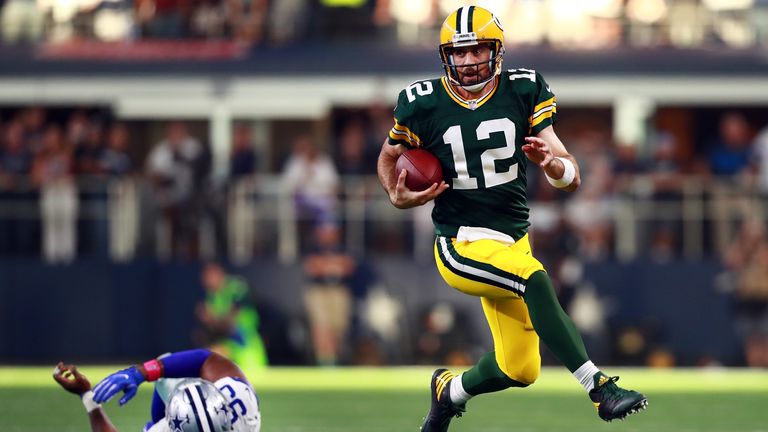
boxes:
[0,258,741,366]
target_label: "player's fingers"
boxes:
[104,382,123,401]
[96,383,120,403]
[64,364,79,377]
[524,136,544,145]
[70,367,85,380]
[119,386,137,406]
[415,182,438,198]
[523,141,547,152]
[540,153,554,167]
[53,372,68,386]
[395,169,409,192]
[412,183,438,203]
[92,385,107,402]
[521,146,539,157]
[522,147,544,163]
[434,182,450,196]
[92,379,108,395]
[529,140,548,155]
[426,181,449,199]
[93,380,117,403]
[533,141,551,155]
[55,363,77,380]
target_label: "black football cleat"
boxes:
[589,375,648,422]
[420,368,466,432]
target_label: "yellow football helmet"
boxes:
[439,6,505,92]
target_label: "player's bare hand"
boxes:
[522,136,554,168]
[53,362,92,396]
[390,169,449,209]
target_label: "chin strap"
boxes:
[458,76,495,92]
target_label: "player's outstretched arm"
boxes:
[199,351,248,383]
[92,349,248,406]
[523,125,581,192]
[53,362,119,432]
[377,140,448,208]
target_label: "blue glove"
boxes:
[92,366,146,405]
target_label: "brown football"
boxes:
[395,149,443,192]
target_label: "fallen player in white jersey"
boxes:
[54,349,261,432]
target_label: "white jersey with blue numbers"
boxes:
[145,377,261,432]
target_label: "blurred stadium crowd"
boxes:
[1,104,768,367]
[2,0,768,49]
[3,105,768,260]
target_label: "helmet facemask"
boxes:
[440,39,504,93]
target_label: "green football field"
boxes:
[1,366,766,432]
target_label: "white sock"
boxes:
[450,373,473,406]
[573,361,601,392]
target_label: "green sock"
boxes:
[461,351,529,396]
[524,270,590,372]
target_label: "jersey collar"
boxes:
[441,76,499,110]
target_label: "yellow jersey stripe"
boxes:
[530,110,554,128]
[528,105,556,124]
[441,78,467,108]
[531,104,556,120]
[388,129,408,141]
[533,96,556,114]
[390,120,423,146]
[392,121,420,136]
[389,130,420,147]
[392,122,412,132]
[389,128,410,139]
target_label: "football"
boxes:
[395,149,443,192]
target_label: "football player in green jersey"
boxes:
[376,6,647,431]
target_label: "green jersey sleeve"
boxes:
[529,71,557,135]
[387,83,430,148]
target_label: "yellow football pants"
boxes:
[434,234,544,384]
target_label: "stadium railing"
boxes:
[0,174,765,262]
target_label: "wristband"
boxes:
[82,390,101,413]
[545,157,576,188]
[143,359,163,382]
